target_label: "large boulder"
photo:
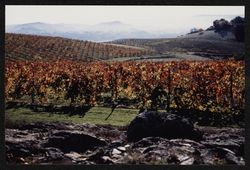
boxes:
[127,111,203,142]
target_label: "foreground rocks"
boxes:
[5,121,245,165]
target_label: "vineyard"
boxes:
[5,33,153,61]
[110,38,158,50]
[4,14,246,166]
[5,59,244,122]
[110,35,245,57]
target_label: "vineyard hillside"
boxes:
[5,33,154,61]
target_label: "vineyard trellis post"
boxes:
[111,69,118,101]
[105,68,119,121]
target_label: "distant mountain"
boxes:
[6,21,177,42]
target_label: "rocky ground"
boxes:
[6,121,245,165]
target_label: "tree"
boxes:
[213,19,232,31]
[230,16,245,42]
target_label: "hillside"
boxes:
[110,29,244,59]
[6,16,245,62]
[109,16,245,59]
[5,33,153,61]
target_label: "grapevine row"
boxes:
[5,59,245,114]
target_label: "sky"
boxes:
[6,6,245,33]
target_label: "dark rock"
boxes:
[201,147,244,165]
[87,149,105,162]
[132,137,159,148]
[126,137,244,165]
[110,140,123,147]
[44,131,107,152]
[5,129,43,157]
[122,137,204,165]
[44,147,64,161]
[5,140,43,158]
[202,131,245,156]
[223,149,245,165]
[84,148,116,164]
[127,111,203,142]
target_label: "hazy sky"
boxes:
[6,6,244,33]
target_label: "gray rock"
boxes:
[124,144,130,148]
[65,152,83,161]
[202,132,244,156]
[117,146,126,152]
[44,147,64,161]
[101,156,114,164]
[112,148,122,155]
[180,157,194,165]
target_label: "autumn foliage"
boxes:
[5,59,245,114]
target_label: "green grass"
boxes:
[5,106,139,128]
